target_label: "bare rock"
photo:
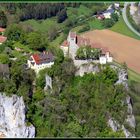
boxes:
[0,93,35,138]
[44,75,52,91]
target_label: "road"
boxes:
[122,2,140,37]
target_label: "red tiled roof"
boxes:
[76,35,90,47]
[62,40,69,47]
[102,47,109,54]
[0,28,5,32]
[69,32,76,38]
[0,36,7,43]
[97,15,105,19]
[32,51,54,65]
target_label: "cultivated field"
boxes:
[81,29,140,74]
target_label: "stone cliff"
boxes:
[0,93,35,138]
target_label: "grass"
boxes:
[71,25,85,33]
[13,42,33,53]
[50,33,65,47]
[20,17,62,33]
[128,69,140,83]
[110,16,140,40]
[77,5,92,17]
[88,18,104,30]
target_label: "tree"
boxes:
[26,31,47,51]
[0,10,7,28]
[47,26,59,41]
[0,43,7,53]
[0,53,9,64]
[111,13,119,22]
[4,79,17,95]
[36,68,48,89]
[57,8,67,23]
[76,46,87,59]
[5,24,25,41]
[101,65,118,84]
[122,62,128,71]
[103,18,114,28]
[48,46,64,64]
[76,46,101,60]
[33,87,45,101]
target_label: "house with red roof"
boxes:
[0,27,5,35]
[60,31,113,64]
[0,36,7,45]
[27,51,54,74]
[0,27,7,44]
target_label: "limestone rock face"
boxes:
[108,118,135,138]
[126,96,136,128]
[0,93,35,138]
[108,118,120,132]
[44,75,52,91]
[75,61,100,77]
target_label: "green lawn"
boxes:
[77,5,92,17]
[110,16,140,40]
[20,18,62,33]
[88,18,104,30]
[128,69,140,83]
[71,25,85,33]
[50,33,65,47]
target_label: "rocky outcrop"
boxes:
[108,118,135,138]
[115,68,128,90]
[44,75,52,91]
[126,96,136,128]
[108,65,136,137]
[109,81,135,137]
[110,65,128,89]
[0,93,35,138]
[108,118,120,132]
[75,61,100,76]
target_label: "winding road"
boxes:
[122,2,140,37]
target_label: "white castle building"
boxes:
[60,31,113,64]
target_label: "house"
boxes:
[0,64,9,79]
[60,31,113,64]
[0,27,7,44]
[96,14,105,20]
[27,51,54,74]
[102,9,114,19]
[0,27,5,35]
[99,48,113,64]
[0,36,7,45]
[114,3,120,10]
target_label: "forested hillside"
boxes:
[8,57,128,137]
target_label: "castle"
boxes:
[60,31,113,64]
